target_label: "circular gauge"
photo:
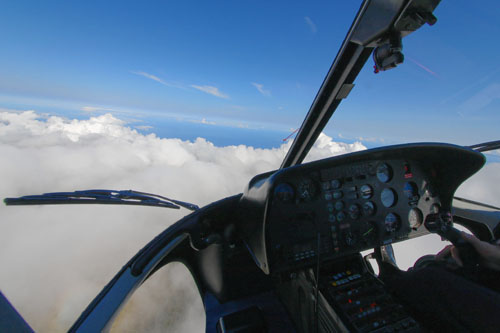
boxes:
[333,190,343,199]
[385,213,401,233]
[360,184,373,199]
[408,208,423,230]
[363,201,376,216]
[335,201,345,211]
[297,179,316,200]
[336,211,346,222]
[348,204,361,220]
[403,182,418,199]
[376,163,393,183]
[343,230,357,247]
[430,203,441,214]
[274,183,294,202]
[331,179,342,189]
[327,202,334,213]
[381,188,397,208]
[321,181,331,191]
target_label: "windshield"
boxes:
[0,1,499,332]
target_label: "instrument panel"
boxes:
[238,143,485,274]
[268,159,439,272]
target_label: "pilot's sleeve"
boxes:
[384,266,500,333]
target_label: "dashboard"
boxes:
[238,143,484,274]
[267,158,438,272]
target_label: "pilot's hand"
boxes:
[435,244,462,269]
[436,232,500,271]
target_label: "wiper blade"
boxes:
[468,140,500,153]
[4,189,199,211]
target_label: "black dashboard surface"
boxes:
[238,143,484,274]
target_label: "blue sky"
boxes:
[1,0,499,148]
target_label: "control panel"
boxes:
[267,158,440,272]
[318,256,421,332]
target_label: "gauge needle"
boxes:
[363,228,373,237]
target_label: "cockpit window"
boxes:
[110,262,205,332]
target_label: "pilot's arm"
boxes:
[383,232,500,332]
[436,232,500,271]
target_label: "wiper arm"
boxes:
[126,190,199,211]
[468,140,500,153]
[3,189,199,211]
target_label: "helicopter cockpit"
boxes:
[2,0,500,332]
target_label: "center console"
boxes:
[277,254,420,332]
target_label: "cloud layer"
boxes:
[190,85,229,99]
[251,82,271,97]
[132,71,230,98]
[304,16,317,34]
[131,70,175,87]
[0,110,364,332]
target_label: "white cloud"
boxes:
[81,106,117,113]
[229,105,246,111]
[455,162,500,207]
[190,85,229,99]
[135,125,153,131]
[188,118,217,125]
[0,109,364,332]
[0,107,34,114]
[251,82,271,97]
[131,70,167,84]
[131,71,182,89]
[304,16,317,34]
[201,118,215,125]
[356,136,381,143]
[304,133,365,162]
[440,68,500,105]
[132,71,229,98]
[459,83,500,114]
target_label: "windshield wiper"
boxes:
[468,140,500,153]
[3,189,199,211]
